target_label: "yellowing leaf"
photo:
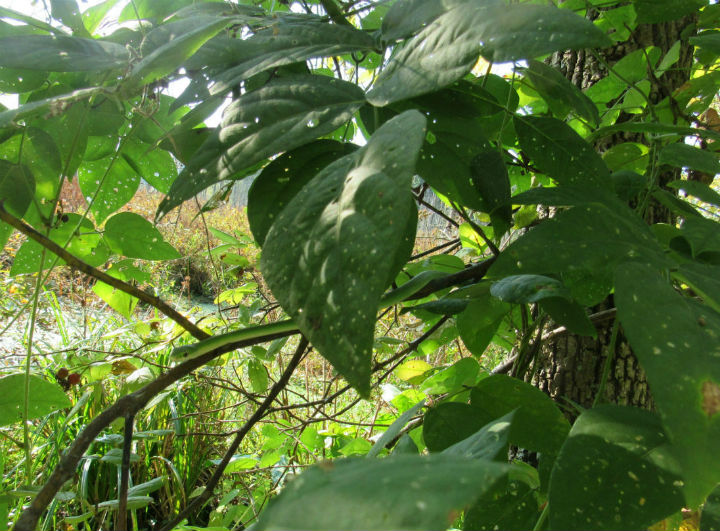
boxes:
[396,360,432,384]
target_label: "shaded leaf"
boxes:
[668,179,720,207]
[491,275,570,304]
[549,405,684,530]
[254,455,508,531]
[423,402,493,452]
[514,115,609,188]
[261,111,425,395]
[524,60,599,126]
[248,140,358,246]
[159,76,364,217]
[658,143,720,175]
[615,263,720,505]
[0,35,128,71]
[471,374,570,455]
[368,399,425,458]
[633,0,705,24]
[442,411,514,461]
[0,162,34,249]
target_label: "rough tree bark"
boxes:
[526,14,697,417]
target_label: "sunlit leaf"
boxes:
[0,374,71,427]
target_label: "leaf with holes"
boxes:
[549,405,684,530]
[255,455,508,531]
[158,76,364,217]
[261,111,426,395]
[616,262,720,505]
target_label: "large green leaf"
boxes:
[615,263,720,505]
[78,156,139,224]
[247,140,358,246]
[158,76,365,217]
[668,179,720,207]
[381,0,471,42]
[103,212,180,260]
[0,374,71,427]
[700,483,720,531]
[491,275,570,304]
[0,35,128,71]
[261,111,426,395]
[514,115,610,188]
[490,201,670,278]
[208,20,376,95]
[477,3,612,62]
[369,2,610,106]
[658,143,720,176]
[121,139,177,194]
[524,60,600,126]
[457,286,511,356]
[470,149,512,232]
[471,374,570,455]
[254,454,508,531]
[549,405,684,530]
[0,162,34,249]
[423,403,494,452]
[127,16,231,88]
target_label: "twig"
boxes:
[117,412,135,531]
[157,337,310,531]
[0,202,209,340]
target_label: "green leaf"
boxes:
[490,202,670,278]
[524,60,600,126]
[208,20,377,95]
[471,374,570,455]
[381,0,470,41]
[0,35,128,71]
[127,476,166,497]
[514,115,610,188]
[615,263,720,505]
[246,359,269,393]
[675,262,720,313]
[104,212,180,260]
[0,374,71,427]
[491,275,570,304]
[690,33,720,56]
[121,139,177,194]
[78,156,139,224]
[659,143,720,175]
[97,496,152,510]
[679,216,720,258]
[248,140,358,246]
[51,0,90,37]
[549,405,685,530]
[423,402,494,452]
[442,412,514,461]
[261,111,426,395]
[477,4,612,62]
[368,8,482,106]
[92,260,150,318]
[420,357,479,395]
[255,455,508,531]
[127,16,230,88]
[369,2,610,106]
[470,149,512,232]
[457,287,511,356]
[539,297,597,338]
[463,462,541,531]
[668,179,720,207]
[633,0,705,24]
[0,162,34,249]
[159,76,365,217]
[11,214,109,275]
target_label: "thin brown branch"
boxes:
[157,337,310,531]
[0,202,209,340]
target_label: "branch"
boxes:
[0,202,209,340]
[117,413,135,531]
[157,337,310,531]
[13,329,295,531]
[406,256,497,301]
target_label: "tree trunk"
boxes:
[527,15,696,418]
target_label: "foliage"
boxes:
[0,0,718,530]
